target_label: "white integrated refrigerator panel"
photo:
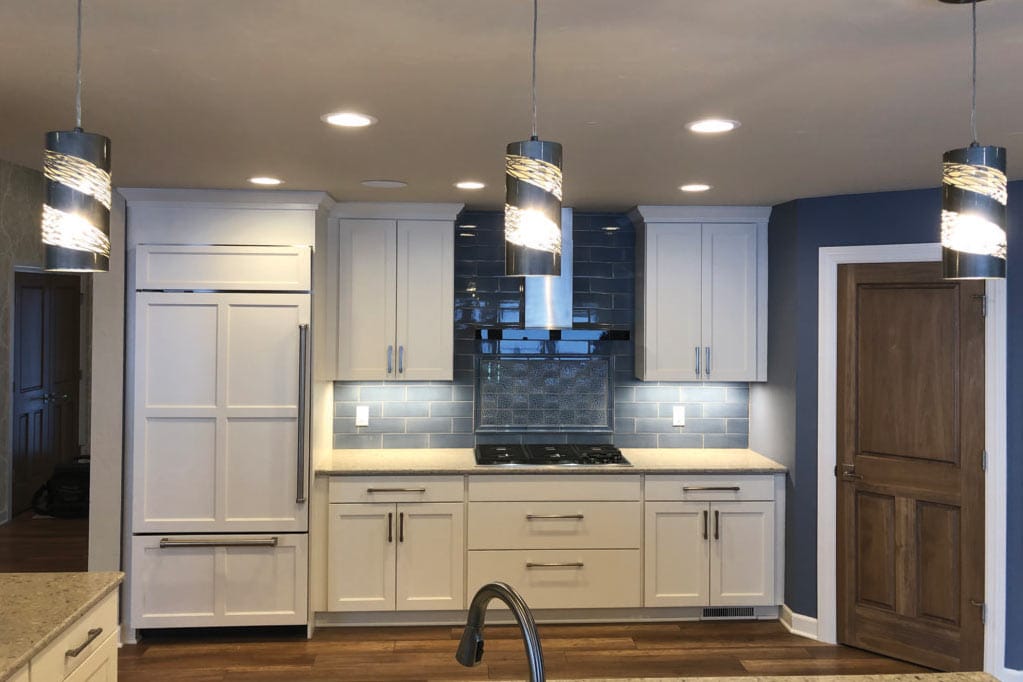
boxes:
[132,291,310,534]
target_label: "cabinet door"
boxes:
[644,501,710,607]
[395,220,454,380]
[62,629,118,682]
[328,503,396,612]
[637,223,702,380]
[337,219,397,380]
[702,223,758,381]
[709,501,775,606]
[396,502,465,610]
[133,293,309,533]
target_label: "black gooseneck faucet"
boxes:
[455,582,545,682]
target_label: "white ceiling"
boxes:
[1,0,1022,211]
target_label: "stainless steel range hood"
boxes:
[523,207,573,329]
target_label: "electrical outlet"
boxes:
[672,405,686,427]
[355,405,370,427]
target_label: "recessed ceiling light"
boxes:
[361,179,407,189]
[680,183,712,193]
[455,181,486,190]
[321,111,378,127]
[249,176,282,186]
[686,118,741,134]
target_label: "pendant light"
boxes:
[42,0,112,273]
[505,0,563,277]
[939,0,1006,280]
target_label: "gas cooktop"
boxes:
[474,443,631,466]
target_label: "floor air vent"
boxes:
[701,607,755,620]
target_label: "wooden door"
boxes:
[837,262,984,671]
[395,220,453,381]
[701,223,758,381]
[328,503,396,612]
[395,502,464,610]
[12,272,80,514]
[709,501,774,606]
[337,219,397,380]
[643,501,710,607]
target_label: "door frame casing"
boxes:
[815,243,1009,678]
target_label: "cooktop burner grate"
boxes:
[474,443,631,466]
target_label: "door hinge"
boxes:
[973,294,987,317]
[833,465,838,477]
[982,450,988,472]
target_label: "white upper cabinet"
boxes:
[332,203,461,381]
[632,206,769,382]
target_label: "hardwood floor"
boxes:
[119,620,931,681]
[0,510,88,572]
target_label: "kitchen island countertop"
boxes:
[317,447,785,476]
[554,675,995,682]
[0,571,123,681]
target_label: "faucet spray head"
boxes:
[455,625,484,667]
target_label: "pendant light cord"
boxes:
[75,0,83,130]
[530,0,538,140]
[970,0,977,145]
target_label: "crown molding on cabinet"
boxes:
[118,188,336,212]
[331,202,464,221]
[629,205,772,225]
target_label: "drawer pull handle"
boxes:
[525,514,584,520]
[159,537,279,548]
[526,561,585,568]
[66,628,103,658]
[682,486,741,492]
[366,487,427,493]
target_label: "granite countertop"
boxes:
[0,571,123,681]
[556,676,995,682]
[317,448,786,476]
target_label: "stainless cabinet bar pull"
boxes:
[296,323,309,504]
[398,345,404,374]
[525,514,584,520]
[682,485,741,492]
[714,510,720,540]
[387,512,393,543]
[703,510,708,540]
[386,345,393,374]
[705,346,712,377]
[399,511,405,542]
[366,487,427,493]
[159,537,279,548]
[695,347,701,376]
[65,628,103,658]
[525,562,584,568]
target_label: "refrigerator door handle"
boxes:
[159,537,280,548]
[296,323,309,504]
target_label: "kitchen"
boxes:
[0,1,1018,682]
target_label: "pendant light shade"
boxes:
[504,0,563,277]
[42,0,111,273]
[938,0,1006,280]
[941,144,1006,279]
[505,138,563,276]
[43,129,112,272]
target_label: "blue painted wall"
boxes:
[771,181,1022,668]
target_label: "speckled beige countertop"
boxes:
[317,448,786,476]
[0,571,123,681]
[552,676,995,682]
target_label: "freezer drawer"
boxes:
[130,533,308,628]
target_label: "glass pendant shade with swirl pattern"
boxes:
[941,144,1007,279]
[505,138,563,276]
[43,128,112,272]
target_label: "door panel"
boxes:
[140,418,217,524]
[643,224,702,380]
[328,503,396,612]
[223,417,304,528]
[395,220,453,380]
[710,501,774,605]
[643,501,709,607]
[225,302,302,407]
[396,502,464,610]
[837,262,984,671]
[702,223,758,381]
[143,301,219,407]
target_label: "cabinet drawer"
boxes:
[645,475,774,501]
[330,476,464,503]
[467,549,641,609]
[136,244,311,291]
[468,475,640,501]
[62,628,118,682]
[131,533,308,628]
[467,501,640,550]
[30,590,117,681]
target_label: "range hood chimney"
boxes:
[522,207,573,329]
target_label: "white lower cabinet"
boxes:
[28,590,118,682]
[328,502,465,612]
[130,534,308,628]
[644,476,777,608]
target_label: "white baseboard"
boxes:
[990,665,1023,682]
[780,605,819,641]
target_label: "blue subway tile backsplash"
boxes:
[332,211,749,450]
